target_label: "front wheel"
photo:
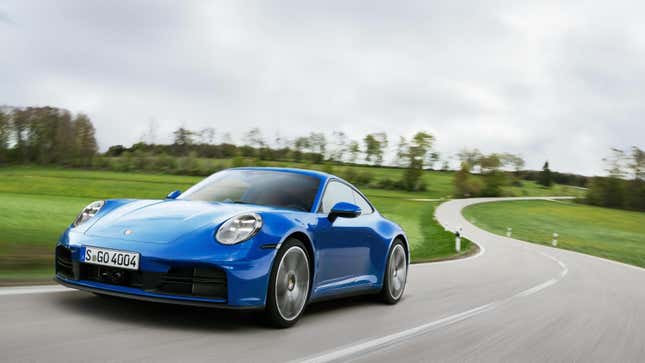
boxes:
[380,240,408,304]
[264,239,311,328]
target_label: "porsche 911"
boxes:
[55,167,409,327]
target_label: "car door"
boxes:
[313,180,377,294]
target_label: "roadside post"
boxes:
[552,233,558,247]
[455,227,462,252]
[507,227,512,237]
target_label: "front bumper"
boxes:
[55,242,275,309]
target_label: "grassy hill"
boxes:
[463,200,645,268]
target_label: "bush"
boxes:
[480,171,505,197]
[231,156,248,168]
[175,152,202,175]
[339,168,374,187]
[371,177,402,190]
[91,156,111,169]
[153,153,178,173]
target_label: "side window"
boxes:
[352,191,374,214]
[320,181,355,213]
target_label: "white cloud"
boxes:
[0,0,643,175]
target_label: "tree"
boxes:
[586,147,644,211]
[363,132,388,165]
[293,137,310,153]
[395,137,408,167]
[348,140,360,163]
[173,127,194,146]
[500,153,525,173]
[538,161,553,187]
[245,128,265,149]
[292,136,310,162]
[428,152,440,170]
[329,131,347,162]
[604,148,627,179]
[0,106,98,165]
[11,108,29,162]
[627,147,645,211]
[0,110,10,162]
[454,162,482,197]
[629,146,644,181]
[51,108,75,164]
[198,127,216,144]
[456,148,483,172]
[173,127,194,155]
[308,132,327,160]
[73,113,98,165]
[479,153,502,174]
[401,131,434,191]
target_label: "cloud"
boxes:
[0,0,643,175]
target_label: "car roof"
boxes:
[230,167,334,181]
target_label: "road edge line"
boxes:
[293,239,568,363]
[0,285,71,296]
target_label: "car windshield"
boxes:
[178,170,321,212]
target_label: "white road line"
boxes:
[0,285,71,296]
[294,249,568,363]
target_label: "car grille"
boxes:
[55,246,227,301]
[156,267,228,298]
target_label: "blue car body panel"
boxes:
[55,167,408,309]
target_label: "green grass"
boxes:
[0,166,475,283]
[371,197,473,262]
[463,200,645,268]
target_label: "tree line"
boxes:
[585,147,645,211]
[3,105,641,210]
[453,149,531,197]
[0,106,97,166]
[106,127,438,191]
[113,127,397,166]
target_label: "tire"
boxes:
[264,238,311,328]
[380,239,408,304]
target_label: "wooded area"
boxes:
[0,106,642,210]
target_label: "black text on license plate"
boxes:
[83,247,140,270]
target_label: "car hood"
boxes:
[85,199,268,243]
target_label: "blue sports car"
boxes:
[55,167,409,327]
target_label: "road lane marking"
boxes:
[294,249,568,363]
[0,285,71,296]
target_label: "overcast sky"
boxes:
[1,1,644,175]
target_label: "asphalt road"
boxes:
[2,197,644,362]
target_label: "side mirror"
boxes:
[166,190,182,199]
[328,202,361,222]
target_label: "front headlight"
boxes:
[72,200,105,227]
[215,213,263,245]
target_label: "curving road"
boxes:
[2,197,645,362]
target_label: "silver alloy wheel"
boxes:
[275,246,310,321]
[388,244,407,300]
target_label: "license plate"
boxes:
[82,246,140,270]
